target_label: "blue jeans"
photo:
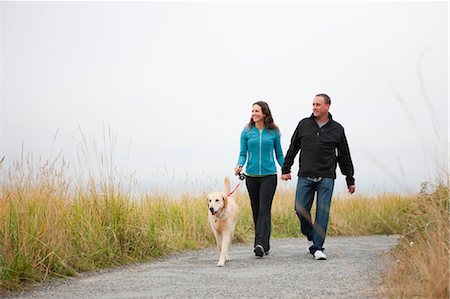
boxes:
[295,176,335,254]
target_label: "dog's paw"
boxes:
[217,260,225,267]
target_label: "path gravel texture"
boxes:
[6,235,398,299]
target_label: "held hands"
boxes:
[348,185,356,194]
[281,173,291,181]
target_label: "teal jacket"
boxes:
[237,126,284,176]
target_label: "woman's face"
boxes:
[252,104,265,123]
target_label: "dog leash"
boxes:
[227,173,246,197]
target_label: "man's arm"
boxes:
[281,122,302,176]
[337,129,355,189]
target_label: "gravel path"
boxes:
[6,235,398,299]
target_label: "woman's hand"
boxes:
[234,166,242,175]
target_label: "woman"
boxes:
[235,101,284,257]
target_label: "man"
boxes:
[281,93,355,260]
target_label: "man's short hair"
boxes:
[316,93,331,105]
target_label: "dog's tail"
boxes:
[224,177,231,194]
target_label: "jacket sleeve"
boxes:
[237,128,247,166]
[274,131,284,167]
[337,130,355,186]
[281,122,302,174]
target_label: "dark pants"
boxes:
[295,176,335,254]
[245,174,277,252]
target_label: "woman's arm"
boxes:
[274,131,284,167]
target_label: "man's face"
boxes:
[312,96,330,118]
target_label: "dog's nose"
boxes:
[209,207,214,212]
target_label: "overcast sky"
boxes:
[1,1,448,195]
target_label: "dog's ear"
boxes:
[222,195,228,209]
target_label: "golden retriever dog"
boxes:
[207,177,238,267]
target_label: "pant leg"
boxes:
[245,176,261,247]
[311,178,335,253]
[254,175,277,252]
[295,177,316,241]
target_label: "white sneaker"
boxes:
[314,250,327,260]
[306,240,313,253]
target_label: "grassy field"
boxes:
[383,183,449,298]
[0,159,448,297]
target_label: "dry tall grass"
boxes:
[383,183,449,298]
[0,156,448,297]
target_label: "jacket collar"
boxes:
[309,112,333,121]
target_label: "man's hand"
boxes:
[348,185,356,194]
[281,173,291,181]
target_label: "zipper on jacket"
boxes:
[259,129,262,175]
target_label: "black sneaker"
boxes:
[254,245,264,257]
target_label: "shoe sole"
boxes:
[254,246,264,257]
[315,256,327,260]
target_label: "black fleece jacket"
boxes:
[281,113,355,186]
